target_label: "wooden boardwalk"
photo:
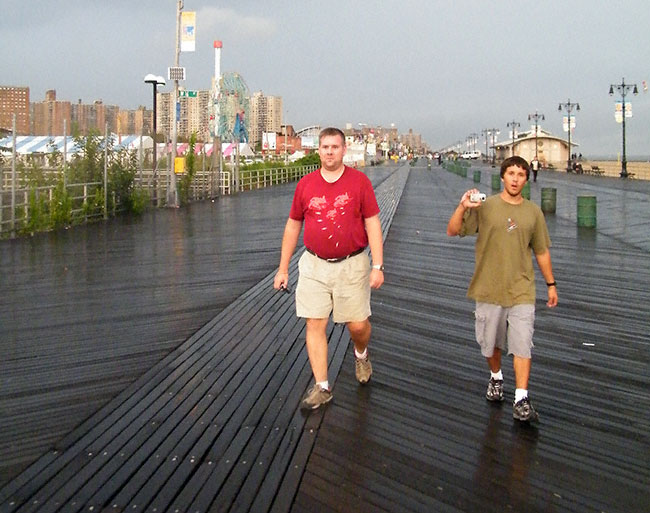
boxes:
[1,164,648,512]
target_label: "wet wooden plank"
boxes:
[292,165,650,513]
[0,166,408,512]
[3,164,648,513]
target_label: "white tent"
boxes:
[0,134,153,160]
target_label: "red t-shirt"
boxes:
[289,166,380,259]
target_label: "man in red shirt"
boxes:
[274,127,385,410]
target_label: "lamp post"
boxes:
[144,74,166,200]
[482,129,499,164]
[558,99,580,173]
[609,78,638,178]
[481,129,490,162]
[506,120,520,157]
[528,110,545,161]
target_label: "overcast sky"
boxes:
[2,1,649,157]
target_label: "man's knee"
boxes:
[306,318,328,333]
[347,319,370,339]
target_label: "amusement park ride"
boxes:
[209,41,249,145]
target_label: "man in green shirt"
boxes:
[447,156,558,422]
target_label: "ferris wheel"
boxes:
[210,71,250,143]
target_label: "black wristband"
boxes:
[546,281,556,287]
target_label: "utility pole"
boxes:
[558,99,580,172]
[168,0,182,207]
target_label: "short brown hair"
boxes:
[319,127,345,146]
[500,156,530,180]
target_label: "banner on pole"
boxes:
[181,12,196,52]
[562,116,576,132]
[614,102,632,123]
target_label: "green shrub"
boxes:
[50,181,72,229]
[21,189,49,234]
[127,188,150,216]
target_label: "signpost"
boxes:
[179,90,197,98]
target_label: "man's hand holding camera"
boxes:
[460,189,486,209]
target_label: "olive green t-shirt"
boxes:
[460,195,550,307]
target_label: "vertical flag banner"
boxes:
[562,116,576,132]
[181,12,196,52]
[614,102,632,123]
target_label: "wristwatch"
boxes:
[372,264,385,271]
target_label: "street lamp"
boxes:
[528,111,545,161]
[482,129,499,164]
[609,78,638,178]
[558,99,579,173]
[468,132,478,152]
[506,120,520,157]
[143,74,166,198]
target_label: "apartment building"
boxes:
[157,90,210,142]
[31,90,72,136]
[71,99,119,135]
[117,106,153,136]
[0,86,30,135]
[249,91,282,147]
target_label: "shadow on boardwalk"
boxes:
[1,163,648,512]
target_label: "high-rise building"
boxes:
[117,106,153,136]
[31,91,121,136]
[181,91,210,141]
[249,91,282,147]
[72,99,119,135]
[157,90,210,142]
[31,90,72,136]
[0,86,30,135]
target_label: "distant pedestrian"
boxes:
[531,157,540,182]
[446,155,558,422]
[274,127,385,410]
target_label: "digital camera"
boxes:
[470,192,486,203]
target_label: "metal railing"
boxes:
[0,162,317,238]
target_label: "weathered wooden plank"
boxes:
[292,166,650,513]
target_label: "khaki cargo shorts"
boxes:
[296,250,371,323]
[474,302,535,358]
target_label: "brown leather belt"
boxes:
[305,247,366,263]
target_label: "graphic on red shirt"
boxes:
[308,193,353,249]
[289,167,380,259]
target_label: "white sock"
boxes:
[354,348,368,360]
[490,370,503,381]
[317,380,329,391]
[515,388,528,403]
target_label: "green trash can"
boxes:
[473,170,481,183]
[522,182,530,200]
[491,174,501,191]
[541,188,556,214]
[577,196,597,228]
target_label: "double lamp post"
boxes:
[609,78,638,178]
